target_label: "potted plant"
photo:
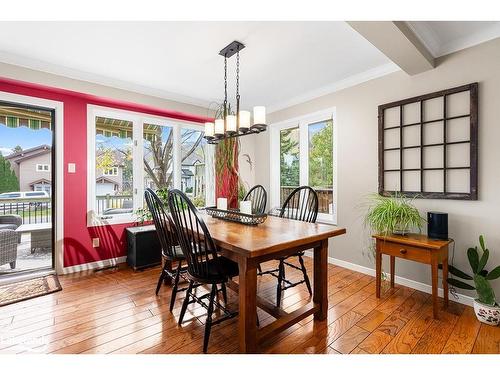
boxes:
[133,188,169,226]
[447,235,500,326]
[364,193,425,236]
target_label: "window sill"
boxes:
[87,213,136,227]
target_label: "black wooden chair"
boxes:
[243,185,267,215]
[168,188,238,353]
[144,188,187,312]
[259,186,318,307]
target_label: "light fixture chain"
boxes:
[224,55,228,107]
[236,50,240,101]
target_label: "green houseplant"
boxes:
[447,235,500,325]
[364,193,425,236]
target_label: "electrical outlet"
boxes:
[92,238,100,248]
[68,163,76,173]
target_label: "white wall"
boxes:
[256,38,500,299]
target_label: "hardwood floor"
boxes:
[0,257,498,354]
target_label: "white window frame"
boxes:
[36,163,50,172]
[87,105,207,227]
[269,107,337,224]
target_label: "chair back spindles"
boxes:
[280,186,318,223]
[168,189,223,282]
[243,185,267,215]
[144,188,178,258]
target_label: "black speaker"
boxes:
[427,212,448,240]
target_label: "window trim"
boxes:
[269,107,337,224]
[87,105,205,227]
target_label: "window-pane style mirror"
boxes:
[378,83,478,200]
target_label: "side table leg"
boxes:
[375,241,382,298]
[442,254,449,308]
[431,258,439,319]
[390,256,395,288]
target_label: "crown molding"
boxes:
[407,21,500,58]
[267,62,400,114]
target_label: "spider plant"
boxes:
[364,193,425,235]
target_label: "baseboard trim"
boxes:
[62,256,127,274]
[304,251,474,307]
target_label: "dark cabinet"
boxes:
[126,225,162,271]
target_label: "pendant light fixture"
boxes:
[204,41,267,144]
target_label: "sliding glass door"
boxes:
[0,101,55,277]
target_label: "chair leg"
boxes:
[257,264,262,273]
[276,259,284,307]
[178,280,194,326]
[203,283,217,353]
[155,262,169,295]
[9,261,16,269]
[220,282,228,305]
[169,261,182,312]
[298,254,312,296]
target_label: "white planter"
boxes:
[473,299,500,326]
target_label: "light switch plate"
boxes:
[92,238,100,248]
[68,163,76,173]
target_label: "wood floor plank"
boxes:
[0,258,494,354]
[356,329,392,354]
[330,325,370,354]
[442,307,481,354]
[471,323,500,354]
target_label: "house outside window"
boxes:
[270,108,337,224]
[87,105,215,226]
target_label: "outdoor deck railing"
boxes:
[96,194,133,214]
[280,186,333,214]
[0,197,52,224]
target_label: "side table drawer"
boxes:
[379,241,431,263]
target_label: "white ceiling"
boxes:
[0,22,497,113]
[0,21,395,113]
[407,21,500,58]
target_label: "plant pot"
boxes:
[473,299,500,326]
[392,224,409,236]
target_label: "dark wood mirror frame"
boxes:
[378,82,478,200]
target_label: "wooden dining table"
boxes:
[198,212,346,353]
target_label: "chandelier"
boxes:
[204,41,267,144]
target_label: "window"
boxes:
[87,105,214,226]
[180,127,207,207]
[279,127,300,206]
[102,167,119,176]
[36,164,50,172]
[270,108,337,223]
[143,123,173,191]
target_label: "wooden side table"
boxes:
[372,233,452,319]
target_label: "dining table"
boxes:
[197,212,346,353]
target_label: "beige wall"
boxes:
[0,61,208,117]
[257,38,500,299]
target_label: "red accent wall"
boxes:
[0,77,209,267]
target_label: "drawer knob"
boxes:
[400,249,407,254]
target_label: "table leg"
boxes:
[390,255,395,288]
[238,257,258,353]
[375,241,382,298]
[442,250,449,308]
[313,239,328,320]
[431,257,439,319]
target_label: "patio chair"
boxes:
[0,214,22,231]
[0,229,19,269]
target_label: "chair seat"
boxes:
[163,245,186,260]
[189,256,239,283]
